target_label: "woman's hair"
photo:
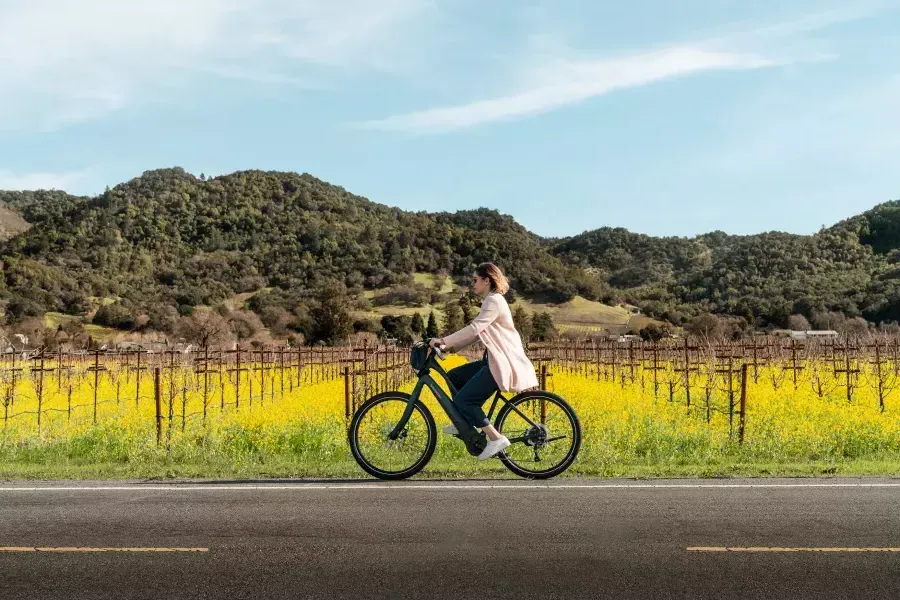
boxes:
[475,262,510,295]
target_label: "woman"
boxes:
[429,263,539,460]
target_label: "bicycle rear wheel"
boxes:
[495,390,581,479]
[348,392,437,480]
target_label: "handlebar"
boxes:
[424,338,446,360]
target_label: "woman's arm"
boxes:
[440,296,501,351]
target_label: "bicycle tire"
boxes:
[495,390,582,480]
[348,392,437,481]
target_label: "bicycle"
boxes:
[347,340,582,480]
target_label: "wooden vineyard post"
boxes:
[194,346,216,423]
[227,346,249,410]
[301,347,307,388]
[257,348,265,407]
[715,350,741,434]
[154,367,162,446]
[674,339,701,407]
[133,350,147,408]
[279,347,286,397]
[628,342,637,383]
[344,366,351,421]
[747,340,766,384]
[834,340,861,404]
[363,341,370,399]
[539,364,548,423]
[86,349,108,424]
[164,351,179,443]
[215,349,223,409]
[57,350,74,393]
[739,363,748,444]
[790,339,803,390]
[1,352,24,424]
[645,344,665,400]
[30,349,55,432]
[870,342,889,413]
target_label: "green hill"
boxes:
[0,167,897,343]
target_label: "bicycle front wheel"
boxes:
[495,390,581,479]
[348,392,437,480]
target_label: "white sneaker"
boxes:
[442,424,459,436]
[477,436,511,460]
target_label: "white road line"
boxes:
[688,547,900,552]
[0,483,899,491]
[0,547,208,552]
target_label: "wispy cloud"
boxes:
[0,169,91,192]
[355,6,881,134]
[357,47,777,134]
[0,0,429,132]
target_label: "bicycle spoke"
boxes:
[353,397,432,476]
[498,394,578,475]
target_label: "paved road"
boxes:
[2,477,900,599]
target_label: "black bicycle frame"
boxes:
[388,348,544,451]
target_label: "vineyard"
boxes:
[1,337,900,479]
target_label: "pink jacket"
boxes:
[442,293,539,393]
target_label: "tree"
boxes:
[425,311,439,338]
[380,315,414,344]
[684,312,723,343]
[228,310,265,342]
[92,301,137,330]
[879,320,900,334]
[260,306,293,337]
[841,316,870,338]
[176,311,233,347]
[812,310,845,331]
[513,305,532,343]
[787,314,811,331]
[531,312,557,342]
[59,319,90,349]
[639,323,668,342]
[410,312,425,335]
[308,280,354,345]
[442,300,465,335]
[9,317,53,349]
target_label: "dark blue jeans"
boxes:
[446,358,498,428]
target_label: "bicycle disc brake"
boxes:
[522,424,549,448]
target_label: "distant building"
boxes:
[773,329,839,340]
[611,334,641,343]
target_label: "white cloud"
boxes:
[357,47,777,133]
[0,169,90,192]
[0,0,429,131]
[354,5,886,134]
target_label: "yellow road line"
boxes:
[688,547,900,552]
[0,547,208,552]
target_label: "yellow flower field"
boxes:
[1,354,899,479]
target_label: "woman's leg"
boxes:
[445,361,483,395]
[453,365,498,431]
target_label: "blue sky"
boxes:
[0,0,898,238]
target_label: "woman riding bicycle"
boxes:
[429,263,538,460]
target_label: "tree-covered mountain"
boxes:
[0,166,897,341]
[0,168,606,336]
[549,203,900,327]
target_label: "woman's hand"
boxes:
[428,338,445,350]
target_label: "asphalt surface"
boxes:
[2,477,900,599]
